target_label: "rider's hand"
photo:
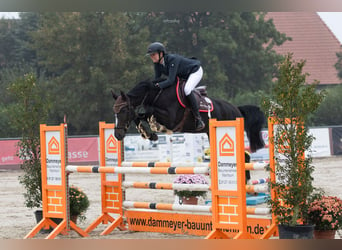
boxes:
[154,83,160,89]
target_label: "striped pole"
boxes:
[122,181,210,191]
[247,178,270,185]
[121,161,210,168]
[66,165,209,175]
[66,164,268,173]
[66,167,269,194]
[123,201,271,215]
[246,207,271,215]
[121,161,270,170]
[245,162,270,171]
[123,201,211,213]
[122,181,268,194]
[245,185,269,193]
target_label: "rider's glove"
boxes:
[154,83,160,88]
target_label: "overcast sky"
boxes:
[1,12,342,44]
[317,12,342,44]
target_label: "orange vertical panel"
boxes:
[208,119,219,228]
[206,118,253,239]
[223,205,236,214]
[218,196,228,204]
[99,122,122,214]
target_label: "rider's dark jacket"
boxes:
[154,54,201,89]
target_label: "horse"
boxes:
[111,78,266,153]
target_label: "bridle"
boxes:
[113,87,163,131]
[113,97,135,130]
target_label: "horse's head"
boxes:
[112,90,136,140]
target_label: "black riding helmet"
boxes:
[146,42,166,55]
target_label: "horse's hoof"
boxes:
[149,133,158,141]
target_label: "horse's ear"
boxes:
[111,90,118,100]
[120,90,128,101]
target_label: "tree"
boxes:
[31,12,150,135]
[262,54,326,229]
[310,84,342,126]
[0,13,39,69]
[336,49,342,80]
[0,64,40,137]
[0,13,41,138]
[6,72,51,208]
[137,12,289,99]
[0,18,19,68]
[14,12,40,67]
[1,12,290,136]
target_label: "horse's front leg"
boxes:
[134,118,158,141]
[147,115,173,134]
[147,108,175,134]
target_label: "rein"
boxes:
[135,88,162,118]
[152,89,163,105]
[114,85,163,131]
[140,93,148,106]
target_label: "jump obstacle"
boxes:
[25,118,279,239]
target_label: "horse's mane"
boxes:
[127,77,166,98]
[127,79,152,97]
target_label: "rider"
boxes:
[146,42,205,131]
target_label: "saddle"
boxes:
[176,78,214,112]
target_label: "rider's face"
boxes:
[150,52,162,63]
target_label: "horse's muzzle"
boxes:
[114,128,126,141]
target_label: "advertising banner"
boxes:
[67,137,99,163]
[0,139,22,167]
[308,128,331,157]
[331,127,342,155]
[1,137,99,169]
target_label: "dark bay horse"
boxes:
[112,79,266,153]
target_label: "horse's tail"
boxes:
[238,105,266,152]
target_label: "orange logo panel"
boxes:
[219,133,234,156]
[106,134,117,153]
[48,136,60,154]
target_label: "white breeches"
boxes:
[184,66,203,96]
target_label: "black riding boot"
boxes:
[187,92,205,131]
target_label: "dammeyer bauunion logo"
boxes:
[48,136,60,154]
[219,133,235,156]
[106,134,117,153]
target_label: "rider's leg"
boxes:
[186,92,205,131]
[184,66,205,131]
